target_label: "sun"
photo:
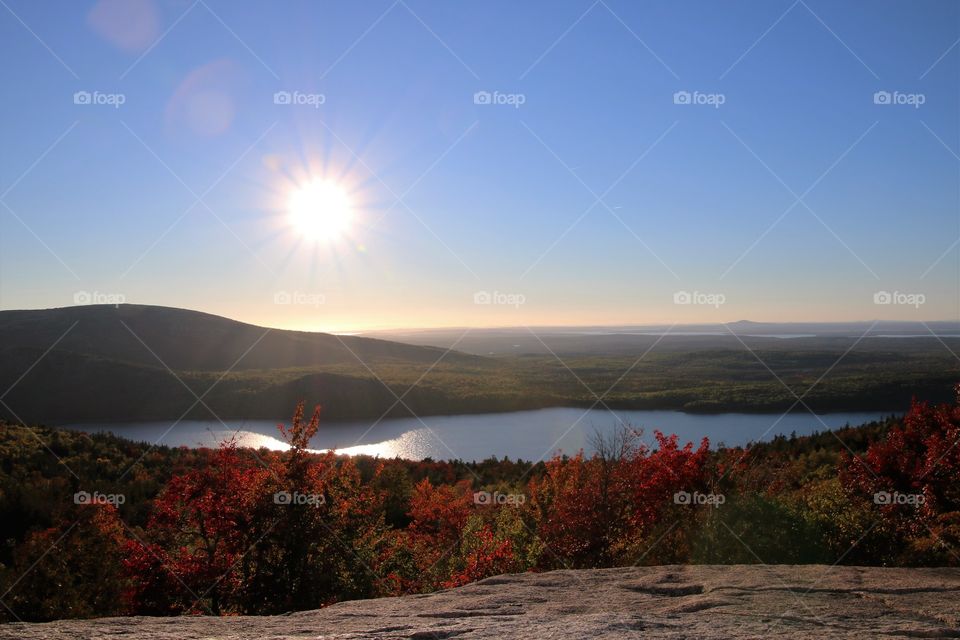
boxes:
[287,180,353,242]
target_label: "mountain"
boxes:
[0,305,507,424]
[0,305,478,371]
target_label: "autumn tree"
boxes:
[2,504,127,621]
[123,442,270,614]
[239,402,387,613]
[841,392,960,565]
[530,428,710,568]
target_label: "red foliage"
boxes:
[624,432,711,530]
[530,430,709,567]
[123,443,269,614]
[441,524,515,589]
[842,393,960,533]
[407,478,473,543]
[379,479,474,592]
[124,402,389,614]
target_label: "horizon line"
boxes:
[3,303,960,336]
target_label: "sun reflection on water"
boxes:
[202,428,438,460]
[330,429,438,459]
[200,430,295,451]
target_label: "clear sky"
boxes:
[1,0,958,331]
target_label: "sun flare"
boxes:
[287,180,353,242]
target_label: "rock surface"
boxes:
[4,565,960,639]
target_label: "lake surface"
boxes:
[63,408,889,462]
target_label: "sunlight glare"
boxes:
[288,180,353,242]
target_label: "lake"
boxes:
[62,408,890,462]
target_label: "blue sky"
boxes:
[1,0,958,330]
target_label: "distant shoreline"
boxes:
[54,403,903,427]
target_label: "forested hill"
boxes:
[0,305,480,371]
[0,305,516,423]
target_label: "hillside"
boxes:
[0,305,526,423]
[1,305,958,424]
[0,305,480,371]
[3,565,958,639]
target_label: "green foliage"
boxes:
[688,494,831,564]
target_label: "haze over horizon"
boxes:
[5,303,960,337]
[2,1,959,332]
